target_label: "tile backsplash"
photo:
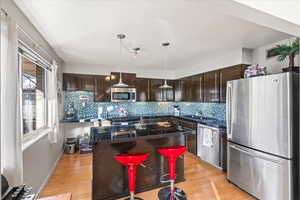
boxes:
[64,91,226,121]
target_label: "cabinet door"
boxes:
[136,78,149,102]
[219,65,246,103]
[162,80,174,102]
[199,74,204,102]
[203,70,220,103]
[181,79,193,102]
[63,74,79,91]
[186,134,197,155]
[174,80,182,102]
[78,75,95,91]
[149,79,163,101]
[111,72,136,88]
[191,74,204,102]
[94,75,111,102]
[179,120,197,130]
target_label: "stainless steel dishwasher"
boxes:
[197,124,226,170]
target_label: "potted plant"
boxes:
[271,38,299,72]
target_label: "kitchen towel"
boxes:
[203,128,213,147]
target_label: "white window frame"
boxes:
[18,40,52,148]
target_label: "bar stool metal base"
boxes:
[158,187,187,200]
[124,197,144,200]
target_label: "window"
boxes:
[21,56,46,134]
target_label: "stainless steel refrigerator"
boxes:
[226,72,299,200]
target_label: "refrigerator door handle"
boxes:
[230,144,284,165]
[226,82,232,139]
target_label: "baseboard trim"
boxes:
[35,150,64,199]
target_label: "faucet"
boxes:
[195,110,204,119]
[140,116,144,124]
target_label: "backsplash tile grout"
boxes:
[64,91,225,121]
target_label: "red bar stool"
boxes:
[114,153,149,200]
[158,146,187,200]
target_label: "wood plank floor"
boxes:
[40,153,254,200]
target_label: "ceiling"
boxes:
[234,0,300,26]
[15,0,291,71]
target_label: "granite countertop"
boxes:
[60,113,226,129]
[90,121,195,143]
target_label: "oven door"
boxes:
[111,88,136,102]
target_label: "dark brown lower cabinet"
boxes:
[178,119,197,155]
[186,134,197,155]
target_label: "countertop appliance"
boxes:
[173,105,181,117]
[64,102,77,120]
[1,175,35,200]
[226,72,299,200]
[111,87,136,102]
[197,124,226,170]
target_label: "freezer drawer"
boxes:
[227,142,292,200]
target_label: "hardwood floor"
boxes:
[40,153,254,200]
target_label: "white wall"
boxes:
[63,62,176,79]
[173,48,245,78]
[63,48,246,79]
[1,0,64,194]
[252,37,300,74]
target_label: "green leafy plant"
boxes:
[271,38,299,67]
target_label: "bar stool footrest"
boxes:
[124,197,144,200]
[158,187,187,200]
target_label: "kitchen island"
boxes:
[91,119,195,200]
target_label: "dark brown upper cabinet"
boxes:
[162,80,175,102]
[180,78,193,102]
[203,70,220,103]
[94,75,111,102]
[63,73,95,91]
[149,79,163,101]
[191,74,204,102]
[174,80,182,102]
[219,64,247,103]
[63,74,79,91]
[79,75,95,91]
[110,72,136,88]
[136,78,149,102]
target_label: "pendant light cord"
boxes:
[119,37,122,82]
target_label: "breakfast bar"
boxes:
[91,120,195,200]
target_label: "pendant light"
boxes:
[112,34,129,88]
[159,42,172,89]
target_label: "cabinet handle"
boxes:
[200,77,202,101]
[215,73,218,101]
[220,73,222,100]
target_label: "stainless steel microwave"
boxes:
[111,87,136,102]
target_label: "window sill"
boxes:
[22,128,52,151]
